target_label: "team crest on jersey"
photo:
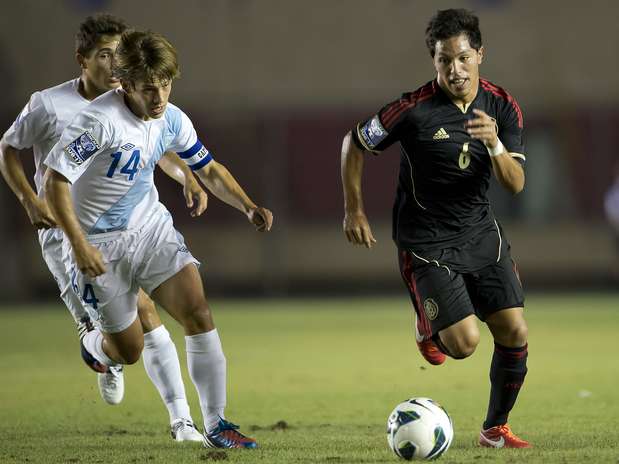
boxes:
[64,131,100,165]
[359,115,388,149]
[423,298,439,320]
[120,143,135,151]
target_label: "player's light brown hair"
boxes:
[75,14,128,57]
[113,30,180,87]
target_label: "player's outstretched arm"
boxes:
[465,109,525,194]
[157,151,208,217]
[194,160,273,232]
[0,141,57,228]
[43,169,105,277]
[341,131,377,248]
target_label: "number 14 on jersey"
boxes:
[106,150,141,181]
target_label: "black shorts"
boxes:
[398,237,524,338]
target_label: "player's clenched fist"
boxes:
[73,242,106,277]
[248,206,273,232]
[465,109,499,148]
[24,196,57,229]
[184,178,208,218]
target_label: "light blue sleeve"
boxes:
[166,106,213,171]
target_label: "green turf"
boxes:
[1,294,618,463]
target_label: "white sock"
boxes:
[82,329,117,367]
[142,325,192,425]
[185,329,227,432]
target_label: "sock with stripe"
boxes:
[483,342,528,429]
[82,328,118,367]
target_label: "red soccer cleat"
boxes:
[416,338,446,366]
[479,424,531,448]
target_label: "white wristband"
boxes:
[486,138,505,158]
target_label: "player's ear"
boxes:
[121,79,133,93]
[477,46,484,64]
[76,53,87,70]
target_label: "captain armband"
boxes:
[178,140,213,170]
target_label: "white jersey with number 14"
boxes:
[44,88,213,235]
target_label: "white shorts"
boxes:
[66,205,199,333]
[38,228,88,323]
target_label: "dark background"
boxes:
[1,0,617,301]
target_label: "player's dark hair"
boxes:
[425,9,482,57]
[113,30,180,86]
[75,14,127,57]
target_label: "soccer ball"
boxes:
[387,397,454,460]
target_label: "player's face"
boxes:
[124,78,173,120]
[433,34,483,104]
[78,35,122,94]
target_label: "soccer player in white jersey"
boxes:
[0,15,207,442]
[44,30,273,448]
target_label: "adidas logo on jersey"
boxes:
[432,128,450,140]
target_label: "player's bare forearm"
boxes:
[158,151,208,217]
[44,170,87,247]
[0,141,56,228]
[491,154,525,195]
[196,160,272,231]
[158,151,190,186]
[465,109,524,194]
[341,132,366,214]
[341,132,376,248]
[0,141,38,205]
[196,160,256,214]
[44,169,106,276]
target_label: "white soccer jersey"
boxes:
[1,78,89,193]
[44,88,213,234]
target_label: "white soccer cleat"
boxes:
[171,419,205,443]
[97,365,124,405]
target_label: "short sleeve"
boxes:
[497,97,525,163]
[44,112,110,183]
[351,95,415,154]
[167,108,213,171]
[2,92,55,149]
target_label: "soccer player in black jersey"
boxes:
[340,9,530,448]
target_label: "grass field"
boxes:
[1,294,618,463]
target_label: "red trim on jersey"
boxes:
[400,251,433,339]
[480,78,523,128]
[381,81,437,130]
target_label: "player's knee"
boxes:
[505,321,528,347]
[116,340,144,365]
[181,299,214,333]
[450,343,477,359]
[137,297,162,332]
[137,296,156,317]
[449,332,480,359]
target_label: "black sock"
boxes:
[483,342,528,430]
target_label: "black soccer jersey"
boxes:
[351,78,525,253]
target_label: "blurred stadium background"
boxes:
[0,0,618,301]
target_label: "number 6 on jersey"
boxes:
[458,142,471,170]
